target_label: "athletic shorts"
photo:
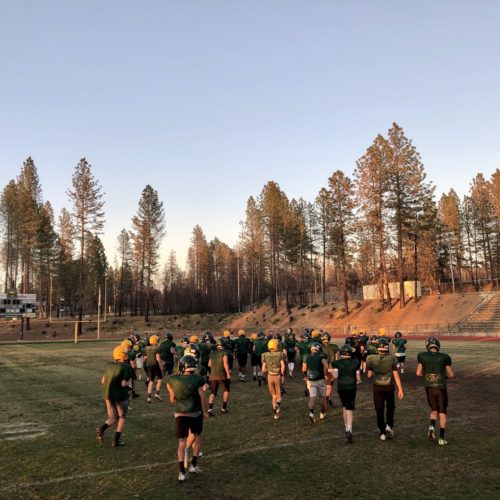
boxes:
[251,354,262,367]
[175,414,203,439]
[105,399,128,420]
[237,353,248,368]
[338,389,356,410]
[145,365,163,381]
[307,379,327,398]
[135,357,144,369]
[162,360,174,376]
[425,387,448,414]
[210,379,230,395]
[396,355,406,363]
[286,351,296,363]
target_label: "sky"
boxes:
[1,0,499,269]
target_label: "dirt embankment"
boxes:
[0,294,487,342]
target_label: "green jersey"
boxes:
[262,351,285,375]
[304,352,327,381]
[296,341,310,360]
[331,358,360,391]
[198,342,211,364]
[142,345,160,367]
[392,338,407,354]
[102,362,133,402]
[284,338,296,354]
[209,350,228,380]
[323,343,339,364]
[253,338,268,356]
[158,340,176,362]
[235,336,252,355]
[366,354,397,386]
[175,344,185,359]
[417,351,452,389]
[168,374,205,414]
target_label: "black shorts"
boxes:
[286,351,296,363]
[146,365,163,381]
[426,387,448,414]
[396,356,406,363]
[210,379,230,395]
[175,414,203,439]
[251,355,262,367]
[237,353,248,367]
[338,389,357,410]
[162,360,174,375]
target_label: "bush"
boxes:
[310,303,319,310]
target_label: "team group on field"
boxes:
[96,328,454,482]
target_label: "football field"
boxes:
[1,339,499,499]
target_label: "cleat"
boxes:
[400,369,404,374]
[328,399,335,408]
[428,426,436,442]
[221,408,229,414]
[95,427,104,444]
[178,472,187,482]
[308,413,315,424]
[208,409,214,417]
[188,465,202,474]
[385,426,394,439]
[154,393,162,401]
[258,378,262,387]
[319,412,326,420]
[111,441,124,447]
[138,375,142,381]
[346,431,353,444]
[379,433,387,441]
[438,438,448,446]
[132,393,140,399]
[147,396,152,403]
[253,376,257,381]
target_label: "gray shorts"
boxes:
[307,379,327,397]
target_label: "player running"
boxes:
[321,332,339,408]
[416,336,454,446]
[391,331,407,374]
[166,355,209,482]
[208,338,231,415]
[96,346,134,448]
[330,344,361,443]
[158,333,177,376]
[251,331,268,385]
[261,339,286,419]
[235,329,252,382]
[284,330,297,378]
[366,337,404,441]
[302,342,329,423]
[142,335,163,402]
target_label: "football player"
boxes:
[261,339,286,419]
[208,338,231,415]
[142,335,163,402]
[392,331,407,374]
[302,342,329,423]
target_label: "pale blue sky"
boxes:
[1,1,499,268]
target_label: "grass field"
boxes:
[1,339,499,499]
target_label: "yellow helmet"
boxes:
[149,335,159,345]
[268,339,279,351]
[378,327,386,337]
[311,330,320,339]
[189,335,199,343]
[250,333,258,340]
[120,339,132,350]
[113,346,128,362]
[238,329,246,336]
[223,330,231,338]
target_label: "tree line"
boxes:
[1,123,498,323]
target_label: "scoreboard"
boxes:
[0,290,38,318]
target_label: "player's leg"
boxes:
[112,400,128,447]
[96,399,118,444]
[385,387,395,438]
[221,380,230,413]
[373,386,386,440]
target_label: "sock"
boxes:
[179,461,186,473]
[191,456,198,467]
[440,428,445,439]
[114,431,121,444]
[148,393,151,398]
[430,419,436,427]
[309,409,314,415]
[208,403,213,410]
[222,401,228,410]
[100,423,109,433]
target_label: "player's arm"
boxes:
[322,358,329,378]
[199,386,208,419]
[156,352,162,364]
[416,362,423,377]
[261,357,267,373]
[223,354,231,379]
[392,369,404,399]
[280,358,286,377]
[446,365,455,379]
[166,382,176,404]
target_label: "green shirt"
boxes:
[392,338,407,354]
[284,338,296,353]
[209,350,228,380]
[366,343,378,355]
[366,354,397,386]
[198,342,211,363]
[331,358,360,391]
[235,336,252,355]
[417,351,452,389]
[253,339,268,356]
[296,341,310,359]
[262,351,285,375]
[158,340,176,362]
[168,374,205,414]
[142,345,160,367]
[323,343,339,364]
[102,362,133,402]
[304,352,327,381]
